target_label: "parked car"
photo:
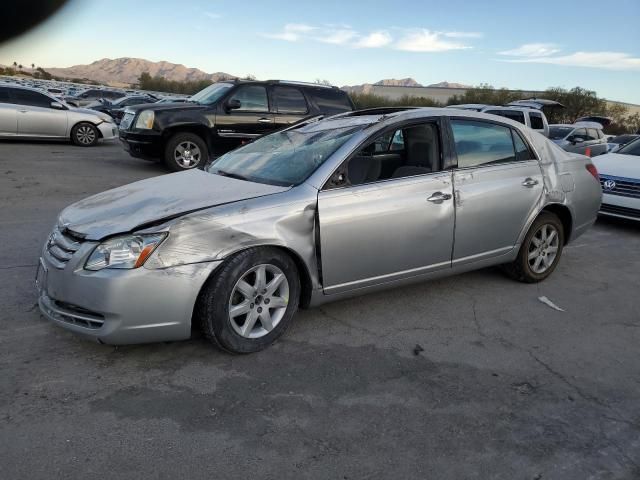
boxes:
[0,84,117,146]
[118,79,355,171]
[606,134,639,153]
[592,137,640,221]
[37,107,601,352]
[87,95,157,124]
[549,122,609,156]
[449,102,553,137]
[65,88,125,107]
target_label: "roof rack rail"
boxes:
[267,80,337,89]
[338,106,421,117]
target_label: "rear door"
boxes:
[449,118,544,264]
[0,87,17,136]
[271,86,309,129]
[13,89,67,137]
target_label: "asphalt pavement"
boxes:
[1,140,639,479]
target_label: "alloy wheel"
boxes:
[228,264,290,339]
[76,125,96,145]
[527,224,560,274]
[174,141,201,168]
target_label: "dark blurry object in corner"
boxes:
[0,0,69,43]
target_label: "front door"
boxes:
[317,121,455,294]
[0,89,17,135]
[215,85,274,152]
[449,118,544,264]
[12,89,67,137]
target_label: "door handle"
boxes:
[427,192,452,203]
[522,178,539,188]
[257,118,272,123]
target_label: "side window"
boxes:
[570,128,587,141]
[585,129,599,141]
[272,87,308,114]
[529,112,544,130]
[451,120,516,168]
[512,130,536,161]
[228,86,269,112]
[12,89,52,108]
[310,88,352,115]
[344,123,440,186]
[502,110,525,125]
[597,129,605,139]
[0,88,10,103]
[485,109,503,116]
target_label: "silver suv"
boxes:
[0,85,117,146]
[549,122,608,157]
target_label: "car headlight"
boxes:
[135,110,155,129]
[85,233,167,271]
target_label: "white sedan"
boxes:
[592,137,640,221]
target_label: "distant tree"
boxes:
[18,64,23,71]
[446,84,524,106]
[242,74,256,80]
[349,92,441,109]
[31,63,35,69]
[315,79,332,86]
[12,61,17,68]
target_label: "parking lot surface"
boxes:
[1,140,639,479]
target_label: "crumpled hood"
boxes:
[592,153,640,179]
[59,170,290,240]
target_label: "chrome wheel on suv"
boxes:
[164,132,208,171]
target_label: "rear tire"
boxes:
[504,211,564,283]
[71,122,99,147]
[164,132,208,171]
[196,247,300,354]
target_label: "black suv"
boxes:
[118,80,354,170]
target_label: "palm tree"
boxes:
[31,63,35,70]
[12,61,17,68]
[18,64,23,71]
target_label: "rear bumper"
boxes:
[37,252,222,345]
[119,130,163,159]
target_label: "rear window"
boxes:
[529,112,544,130]
[309,88,352,115]
[272,86,308,114]
[484,109,525,125]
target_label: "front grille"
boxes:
[44,225,84,269]
[119,111,135,130]
[600,175,640,199]
[600,203,640,219]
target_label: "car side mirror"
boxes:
[50,101,66,110]
[225,98,241,112]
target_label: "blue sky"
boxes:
[1,0,639,103]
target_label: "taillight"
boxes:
[586,163,599,181]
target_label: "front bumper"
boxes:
[119,130,163,159]
[97,122,118,141]
[599,193,640,221]
[37,248,222,345]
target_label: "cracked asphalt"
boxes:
[1,141,639,479]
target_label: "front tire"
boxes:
[196,247,301,353]
[71,122,99,147]
[504,211,565,283]
[164,132,208,171]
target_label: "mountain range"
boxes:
[35,57,470,91]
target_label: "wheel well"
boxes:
[162,125,210,149]
[541,204,572,244]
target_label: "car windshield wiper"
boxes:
[216,169,251,182]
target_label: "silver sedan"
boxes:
[0,84,117,146]
[37,108,602,353]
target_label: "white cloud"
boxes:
[444,31,483,39]
[502,51,640,71]
[499,43,560,57]
[318,29,358,45]
[354,31,393,48]
[264,23,316,42]
[204,12,221,20]
[395,29,470,52]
